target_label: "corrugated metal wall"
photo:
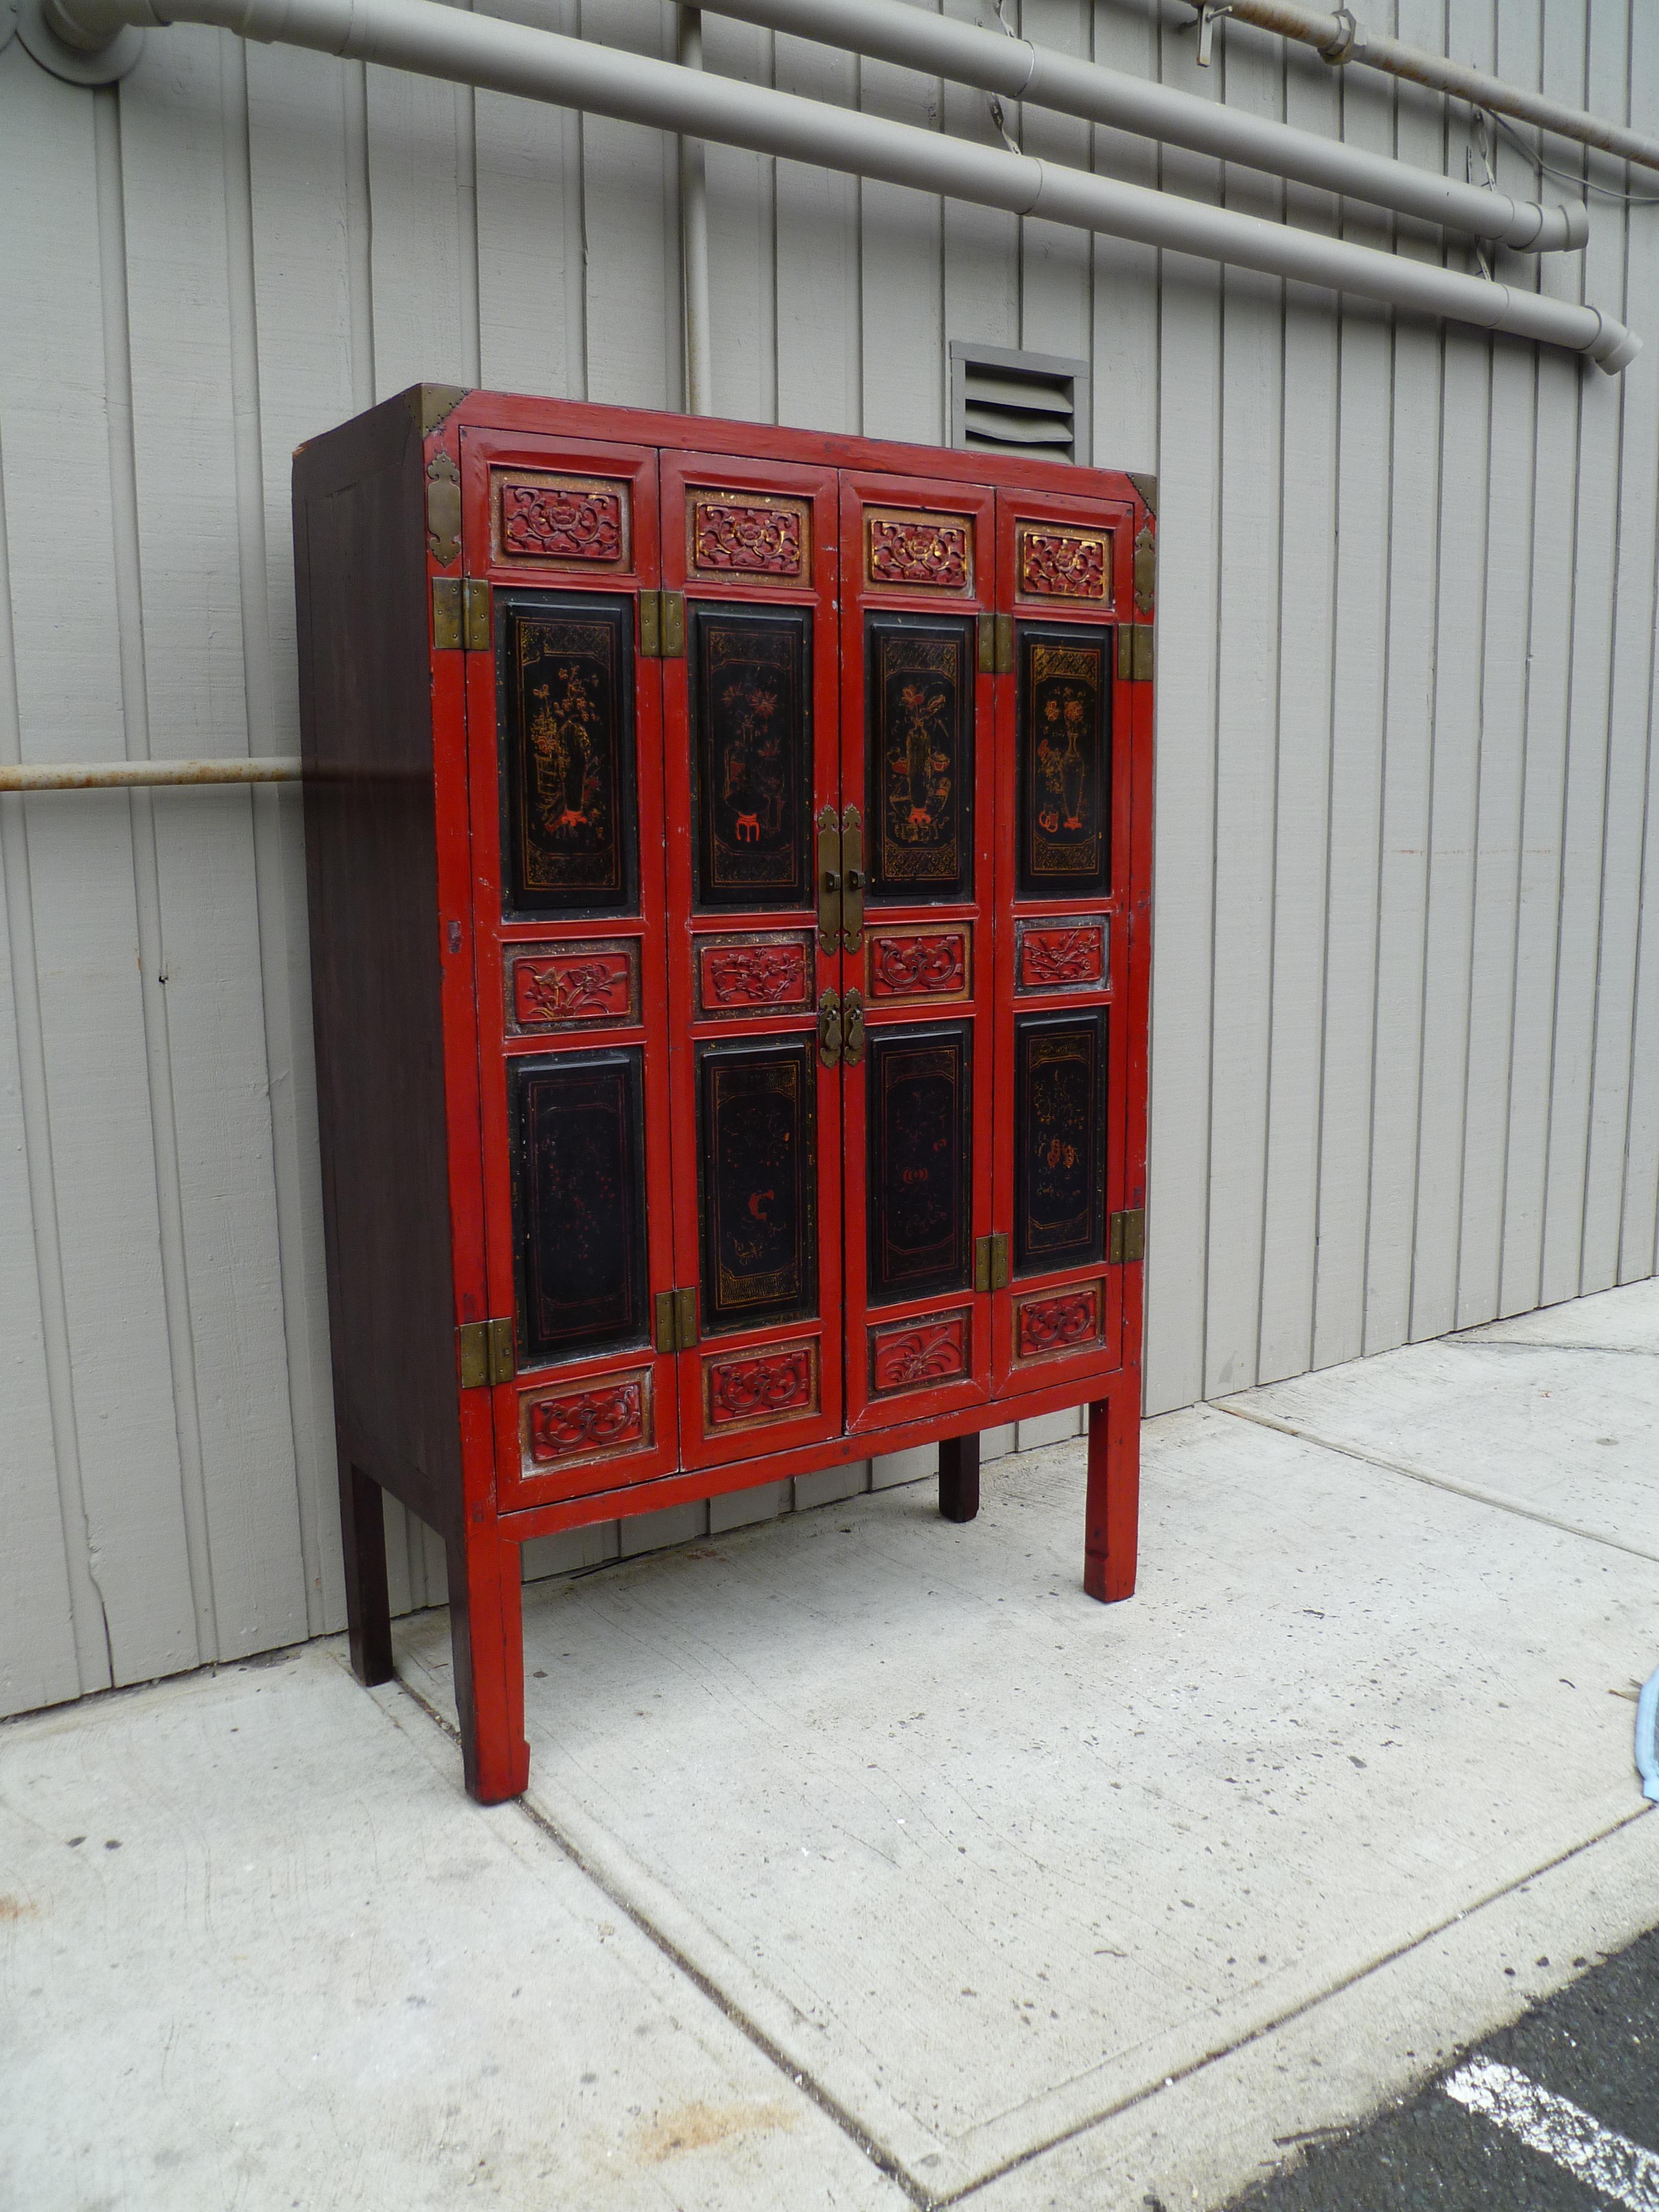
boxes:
[3,0,1656,1718]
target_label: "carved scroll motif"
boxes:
[866,514,972,591]
[692,499,805,578]
[1017,1288,1101,1359]
[1018,527,1110,602]
[526,1379,645,1462]
[869,1314,968,1394]
[869,931,967,999]
[705,1345,816,1427]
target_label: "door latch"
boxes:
[973,1233,1010,1293]
[817,986,842,1068]
[654,1287,699,1352]
[1109,1208,1146,1264]
[841,805,864,952]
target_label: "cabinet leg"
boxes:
[939,1432,981,1523]
[1082,1392,1139,1603]
[339,1457,394,1686]
[445,1521,530,1804]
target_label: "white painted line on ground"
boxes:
[1444,2057,1659,2210]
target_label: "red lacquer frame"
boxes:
[309,387,1152,1803]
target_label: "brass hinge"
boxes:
[432,577,462,651]
[463,577,491,652]
[816,804,842,955]
[457,1316,516,1388]
[638,589,686,658]
[1117,623,1155,683]
[817,985,842,1068]
[973,1232,1010,1293]
[433,577,491,651]
[840,804,864,952]
[1133,520,1156,615]
[842,985,866,1068]
[1110,1208,1146,1265]
[977,612,1014,675]
[654,1286,699,1352]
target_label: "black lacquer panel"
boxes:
[866,1023,972,1305]
[865,613,973,902]
[512,1049,648,1365]
[1016,624,1110,899]
[498,590,638,918]
[690,602,813,909]
[697,1039,818,1333]
[1013,1012,1107,1276]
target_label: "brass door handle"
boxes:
[842,987,865,1067]
[818,986,842,1068]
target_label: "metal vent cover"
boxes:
[949,340,1089,466]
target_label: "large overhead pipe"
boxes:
[693,0,1587,253]
[1182,0,1659,176]
[36,0,1640,371]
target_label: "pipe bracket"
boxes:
[17,0,144,76]
[1318,8,1362,65]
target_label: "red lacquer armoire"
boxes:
[294,386,1154,1803]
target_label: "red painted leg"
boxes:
[939,1432,981,1522]
[445,1519,530,1804]
[1082,1390,1139,1603]
[339,1457,394,1686]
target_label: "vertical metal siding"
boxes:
[1,0,1655,1715]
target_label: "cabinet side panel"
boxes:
[293,397,462,1535]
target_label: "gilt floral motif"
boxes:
[867,515,971,590]
[693,500,805,577]
[1019,528,1110,601]
[500,479,625,563]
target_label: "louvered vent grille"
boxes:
[949,341,1089,466]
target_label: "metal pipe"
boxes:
[1186,0,1659,176]
[678,4,713,414]
[40,0,1640,371]
[696,0,1587,253]
[0,758,303,790]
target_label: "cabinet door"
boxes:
[836,473,998,1435]
[658,451,845,1469]
[459,428,682,1508]
[989,487,1138,1397]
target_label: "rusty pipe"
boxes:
[1188,0,1659,176]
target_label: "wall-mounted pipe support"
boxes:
[695,0,1588,253]
[1181,0,1659,175]
[0,759,303,790]
[37,0,1639,371]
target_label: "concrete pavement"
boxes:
[4,1281,1656,2209]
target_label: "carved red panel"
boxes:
[696,933,812,1013]
[865,511,972,592]
[493,471,629,567]
[867,929,969,1001]
[510,945,639,1031]
[1016,1286,1102,1360]
[1015,920,1108,994]
[868,1311,969,1396]
[1018,525,1111,602]
[523,1374,648,1464]
[704,1342,818,1431]
[691,496,806,578]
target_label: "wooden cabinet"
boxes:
[294,387,1153,1803]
